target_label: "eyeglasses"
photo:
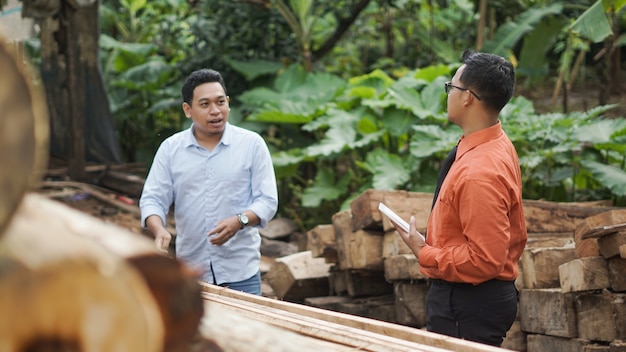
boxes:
[444,81,481,100]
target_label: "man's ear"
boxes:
[182,102,192,118]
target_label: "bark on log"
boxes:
[0,193,203,352]
[0,33,48,238]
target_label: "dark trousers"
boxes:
[426,279,518,347]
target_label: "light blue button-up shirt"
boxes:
[140,123,278,284]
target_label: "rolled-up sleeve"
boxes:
[248,136,278,228]
[140,142,174,228]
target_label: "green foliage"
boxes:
[238,63,626,229]
[501,97,626,202]
[91,0,626,230]
[482,3,564,57]
[99,0,195,161]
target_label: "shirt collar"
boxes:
[185,123,233,148]
[456,121,504,161]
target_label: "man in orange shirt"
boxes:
[393,50,527,347]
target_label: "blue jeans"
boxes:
[217,270,261,296]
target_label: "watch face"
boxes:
[239,213,249,225]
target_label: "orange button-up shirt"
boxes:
[419,122,527,285]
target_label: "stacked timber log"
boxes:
[0,32,204,351]
[265,188,626,352]
[518,208,626,352]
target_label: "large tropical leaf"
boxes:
[580,160,626,196]
[357,148,411,190]
[301,169,350,207]
[482,3,563,57]
[517,17,566,78]
[570,0,613,43]
[223,57,283,81]
[409,125,461,159]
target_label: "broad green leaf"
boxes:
[409,125,461,158]
[360,148,411,190]
[302,169,349,207]
[116,58,173,90]
[413,64,452,82]
[349,69,395,94]
[238,87,283,106]
[572,118,626,144]
[581,160,626,196]
[380,107,415,137]
[483,3,563,57]
[223,57,283,81]
[347,86,378,99]
[250,110,314,124]
[274,64,308,93]
[570,0,612,43]
[518,17,566,77]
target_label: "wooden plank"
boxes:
[203,291,446,352]
[522,199,617,234]
[259,218,299,240]
[574,210,626,258]
[608,257,626,292]
[332,209,352,269]
[333,208,384,270]
[349,189,391,231]
[200,300,354,351]
[575,292,626,342]
[382,230,412,258]
[622,244,626,259]
[597,231,626,258]
[525,232,573,248]
[384,254,427,281]
[201,284,510,352]
[265,251,332,302]
[380,192,433,233]
[306,224,336,260]
[559,257,610,293]
[521,247,576,289]
[519,288,578,338]
[522,199,615,232]
[329,269,393,297]
[581,222,626,239]
[393,281,428,328]
[525,334,589,352]
[334,295,396,323]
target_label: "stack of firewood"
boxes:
[517,208,626,352]
[265,189,626,352]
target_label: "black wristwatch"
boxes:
[237,213,249,228]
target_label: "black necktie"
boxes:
[431,145,458,210]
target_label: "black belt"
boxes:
[429,278,474,287]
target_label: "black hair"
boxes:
[459,50,515,112]
[181,69,227,105]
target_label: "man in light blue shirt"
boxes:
[140,69,278,295]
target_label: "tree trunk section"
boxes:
[37,1,122,174]
[0,33,48,238]
[1,193,204,352]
